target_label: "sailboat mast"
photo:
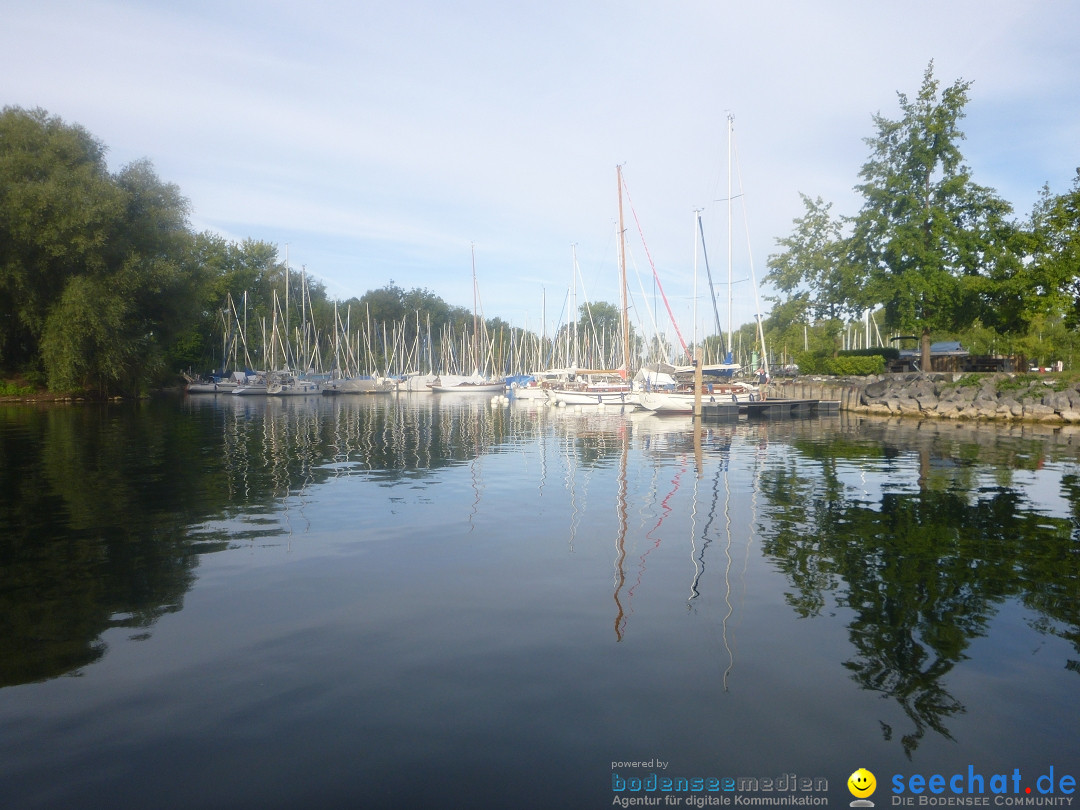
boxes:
[284,245,290,371]
[692,209,700,354]
[570,244,579,368]
[617,165,631,377]
[726,114,734,360]
[471,243,479,373]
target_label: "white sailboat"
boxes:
[432,245,506,394]
[639,114,767,414]
[546,167,636,408]
[266,370,320,396]
[430,371,506,394]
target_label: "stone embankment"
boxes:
[768,372,1080,424]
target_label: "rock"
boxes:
[1044,391,1071,412]
[1023,402,1055,418]
[864,380,888,399]
[897,398,922,415]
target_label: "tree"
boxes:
[578,300,633,368]
[40,275,139,395]
[767,194,866,356]
[767,194,864,323]
[848,62,1022,368]
[1030,172,1080,329]
[0,107,200,394]
[0,107,123,370]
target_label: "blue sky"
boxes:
[5,0,1079,345]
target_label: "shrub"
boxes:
[795,351,885,376]
[840,347,900,360]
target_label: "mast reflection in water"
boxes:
[0,396,1077,808]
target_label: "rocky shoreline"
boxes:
[771,372,1080,424]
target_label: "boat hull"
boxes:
[187,381,237,394]
[638,386,759,413]
[547,388,636,407]
[322,378,394,395]
[232,384,268,396]
[430,383,506,394]
[267,381,321,396]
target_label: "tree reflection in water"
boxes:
[758,417,1080,756]
[2,399,1078,769]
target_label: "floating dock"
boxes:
[700,398,840,421]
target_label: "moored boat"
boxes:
[429,372,506,394]
[322,376,394,395]
[265,371,320,396]
[637,382,759,413]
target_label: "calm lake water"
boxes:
[1,394,1078,809]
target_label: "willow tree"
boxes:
[1,106,199,394]
[0,107,123,371]
[849,62,1022,368]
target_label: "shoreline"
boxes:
[6,374,1080,426]
[768,371,1080,424]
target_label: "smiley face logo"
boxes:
[848,768,877,798]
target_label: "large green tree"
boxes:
[766,63,1033,371]
[0,107,124,370]
[767,193,864,323]
[1030,172,1080,329]
[767,194,866,357]
[849,62,1023,367]
[1,107,200,394]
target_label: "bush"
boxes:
[822,355,885,376]
[840,347,899,360]
[795,351,885,376]
[0,381,36,396]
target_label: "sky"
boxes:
[4,0,1079,348]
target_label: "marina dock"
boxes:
[700,398,841,421]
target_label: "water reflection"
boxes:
[757,416,1080,755]
[1,398,1078,767]
[0,401,208,687]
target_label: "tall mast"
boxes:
[570,244,579,368]
[284,244,290,370]
[617,165,631,376]
[471,243,479,373]
[726,114,734,361]
[693,209,700,355]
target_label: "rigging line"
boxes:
[721,435,735,691]
[624,242,665,358]
[688,442,703,606]
[613,427,629,641]
[697,213,727,354]
[620,172,692,362]
[629,454,688,601]
[690,444,724,605]
[731,132,770,375]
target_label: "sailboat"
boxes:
[547,166,637,408]
[431,245,507,394]
[639,114,766,414]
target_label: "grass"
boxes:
[0,381,36,397]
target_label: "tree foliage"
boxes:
[768,194,862,323]
[1031,172,1080,329]
[850,63,1024,365]
[0,107,200,394]
[766,62,1044,370]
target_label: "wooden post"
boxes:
[693,347,703,418]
